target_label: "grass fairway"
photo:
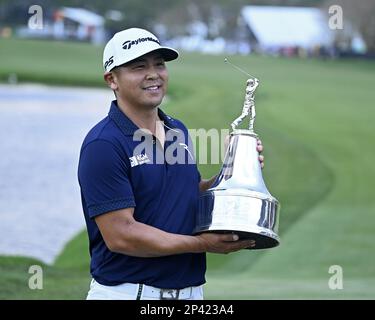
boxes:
[1,38,374,299]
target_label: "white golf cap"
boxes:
[103,28,179,72]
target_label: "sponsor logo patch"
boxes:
[129,153,151,167]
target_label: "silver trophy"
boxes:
[194,77,280,249]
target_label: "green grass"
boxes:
[0,232,90,299]
[0,38,104,86]
[1,38,374,299]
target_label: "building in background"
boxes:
[239,5,366,57]
[52,7,105,45]
[16,7,105,45]
[240,6,334,56]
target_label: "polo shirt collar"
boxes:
[108,100,177,136]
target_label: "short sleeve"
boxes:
[78,140,135,218]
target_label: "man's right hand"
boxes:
[96,207,256,257]
[195,233,255,254]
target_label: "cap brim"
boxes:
[124,47,179,65]
[152,47,179,62]
[112,47,179,71]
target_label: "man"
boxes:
[78,28,264,300]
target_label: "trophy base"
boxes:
[194,189,280,250]
[194,229,279,250]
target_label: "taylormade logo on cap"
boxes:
[122,37,160,50]
[103,28,179,72]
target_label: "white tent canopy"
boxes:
[241,6,333,49]
[60,7,104,27]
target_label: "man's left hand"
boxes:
[224,135,265,169]
[257,139,264,169]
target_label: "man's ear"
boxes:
[104,71,118,91]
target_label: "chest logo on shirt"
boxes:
[129,153,151,167]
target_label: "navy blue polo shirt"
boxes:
[78,100,206,289]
